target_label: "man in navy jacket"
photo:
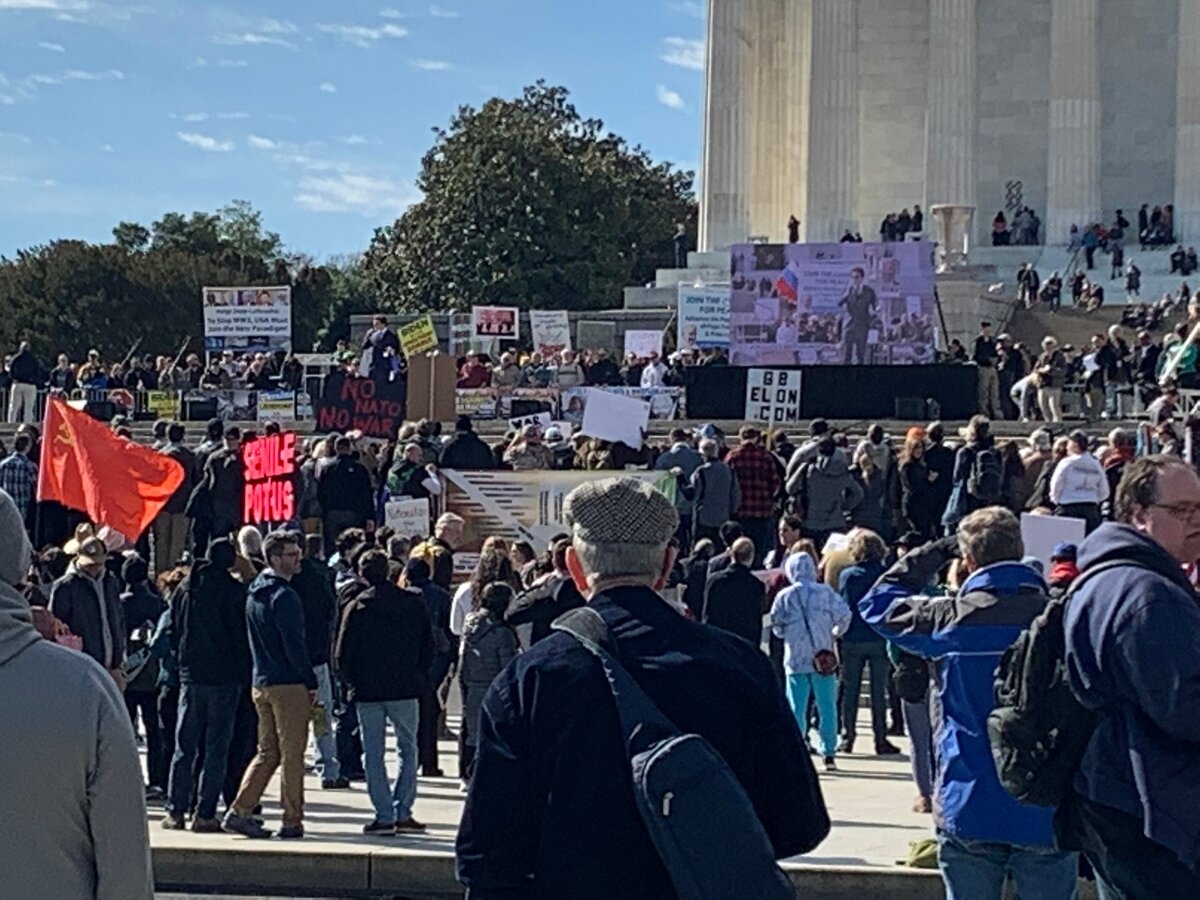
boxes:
[860,507,1077,900]
[1059,455,1200,896]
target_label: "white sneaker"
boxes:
[459,780,469,794]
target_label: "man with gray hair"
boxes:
[457,477,829,898]
[676,437,740,548]
[858,508,1078,899]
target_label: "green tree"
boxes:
[219,199,283,261]
[112,221,150,252]
[362,81,697,313]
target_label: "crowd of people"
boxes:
[991,206,1042,246]
[453,344,726,391]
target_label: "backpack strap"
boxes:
[552,607,677,754]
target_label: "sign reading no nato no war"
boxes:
[315,371,407,440]
[744,369,802,423]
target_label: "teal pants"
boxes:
[786,672,838,758]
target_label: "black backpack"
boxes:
[967,447,1004,503]
[988,560,1141,807]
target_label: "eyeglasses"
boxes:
[277,549,302,559]
[1151,501,1200,520]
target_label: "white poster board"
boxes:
[677,284,731,350]
[471,306,519,340]
[385,497,431,541]
[580,387,651,449]
[509,411,553,433]
[1020,513,1087,572]
[744,368,802,423]
[624,329,663,360]
[202,285,292,351]
[529,310,571,357]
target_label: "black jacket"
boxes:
[439,430,496,470]
[120,583,165,639]
[49,567,125,669]
[456,585,829,898]
[160,443,196,516]
[204,447,244,527]
[317,454,375,520]
[681,554,712,620]
[291,556,337,667]
[702,564,766,645]
[505,574,585,645]
[335,582,434,702]
[174,563,250,686]
[8,348,39,385]
[586,357,621,386]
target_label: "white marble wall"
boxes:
[699,0,749,250]
[925,0,976,211]
[805,0,860,240]
[1175,0,1200,241]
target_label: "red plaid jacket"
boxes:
[725,442,782,519]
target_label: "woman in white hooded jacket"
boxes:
[769,546,852,770]
[1049,429,1109,533]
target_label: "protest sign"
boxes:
[144,390,180,420]
[315,371,406,439]
[242,431,297,527]
[509,411,552,433]
[256,390,296,423]
[678,284,731,350]
[580,387,651,449]
[744,368,802,423]
[384,497,431,541]
[529,310,571,357]
[472,306,519,340]
[1020,513,1087,572]
[399,315,439,355]
[624,329,663,360]
[728,241,936,366]
[576,320,616,353]
[202,286,292,351]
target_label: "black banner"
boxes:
[315,371,406,439]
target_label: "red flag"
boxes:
[38,397,185,542]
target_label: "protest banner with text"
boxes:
[315,371,406,439]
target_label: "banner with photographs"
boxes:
[471,306,519,340]
[560,386,682,424]
[202,286,293,352]
[529,310,571,358]
[677,284,731,350]
[728,241,936,366]
[455,387,560,421]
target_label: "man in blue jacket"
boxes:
[859,507,1077,899]
[1059,455,1200,896]
[223,531,317,840]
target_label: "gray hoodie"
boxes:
[788,452,864,533]
[0,491,153,900]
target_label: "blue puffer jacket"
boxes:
[1067,523,1200,867]
[860,538,1057,847]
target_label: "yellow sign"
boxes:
[145,391,181,420]
[399,315,439,355]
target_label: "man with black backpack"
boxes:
[859,507,1079,899]
[1056,455,1200,896]
[943,415,1003,532]
[456,477,829,899]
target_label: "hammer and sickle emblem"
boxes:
[55,422,73,446]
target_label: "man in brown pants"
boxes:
[222,531,317,840]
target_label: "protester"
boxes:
[860,509,1078,899]
[223,532,316,840]
[504,537,585,646]
[50,533,125,686]
[412,513,463,592]
[439,415,495,469]
[503,424,553,471]
[701,536,765,644]
[1049,430,1109,532]
[676,437,739,547]
[403,557,455,777]
[317,437,376,557]
[154,422,195,575]
[0,432,38,526]
[654,427,703,550]
[119,555,167,797]
[336,549,433,834]
[788,436,863,548]
[769,542,851,770]
[457,581,519,786]
[0,488,154,898]
[724,426,782,564]
[456,477,830,897]
[898,428,938,539]
[1060,456,1200,896]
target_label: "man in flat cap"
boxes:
[456,477,829,898]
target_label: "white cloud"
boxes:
[429,4,458,17]
[656,84,685,110]
[669,1,705,18]
[38,41,65,51]
[180,112,208,121]
[317,22,408,48]
[380,7,406,18]
[247,134,276,150]
[177,131,234,152]
[100,142,113,151]
[0,0,87,9]
[338,134,369,145]
[218,58,248,68]
[411,59,452,71]
[23,67,123,87]
[258,17,297,34]
[216,111,249,119]
[294,172,418,216]
[319,82,337,93]
[661,36,704,71]
[214,32,296,50]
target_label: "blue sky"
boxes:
[0,0,707,260]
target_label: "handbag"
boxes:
[798,595,839,676]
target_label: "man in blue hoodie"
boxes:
[1059,455,1200,896]
[860,507,1078,899]
[223,530,317,840]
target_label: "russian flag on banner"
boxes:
[775,262,800,302]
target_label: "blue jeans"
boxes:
[904,699,934,798]
[357,699,419,824]
[168,682,240,819]
[785,672,838,757]
[840,641,889,745]
[938,832,1078,900]
[311,664,340,781]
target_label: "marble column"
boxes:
[744,0,789,242]
[805,0,858,241]
[700,0,750,251]
[925,0,976,213]
[1175,0,1200,243]
[1045,0,1101,245]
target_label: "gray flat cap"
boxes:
[563,477,679,546]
